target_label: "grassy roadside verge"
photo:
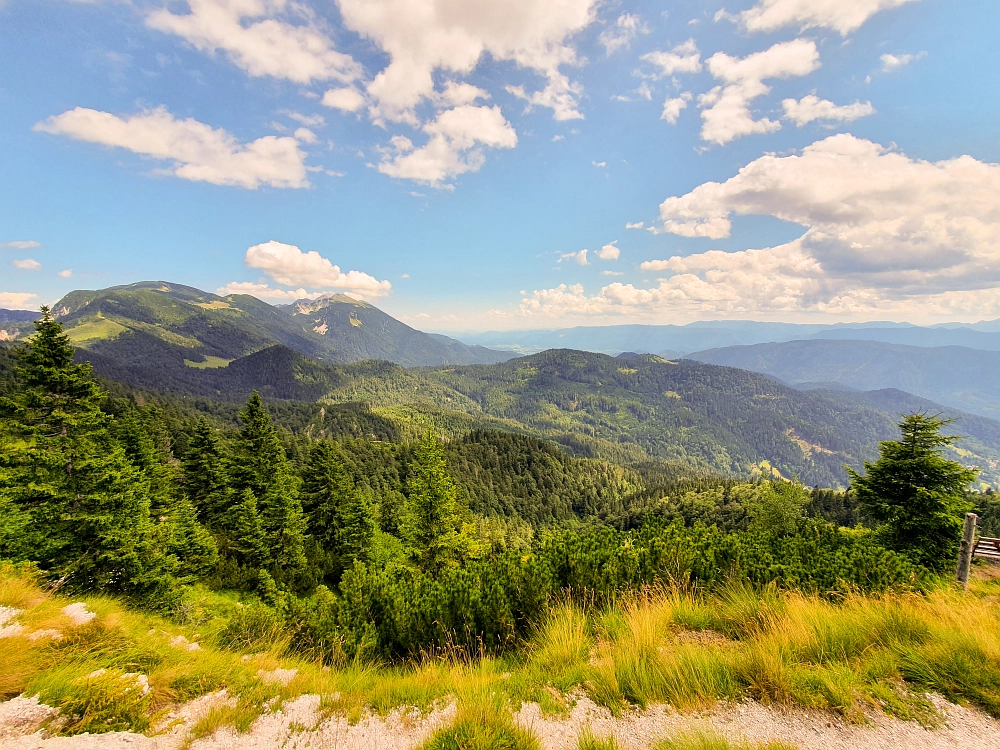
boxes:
[2,561,1000,744]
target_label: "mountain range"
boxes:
[0,281,511,372]
[5,281,1000,488]
[458,320,1000,356]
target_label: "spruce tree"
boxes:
[228,392,307,584]
[182,417,229,525]
[222,488,269,570]
[402,431,465,574]
[847,413,977,571]
[0,308,173,601]
[301,440,374,567]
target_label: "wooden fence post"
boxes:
[957,512,978,589]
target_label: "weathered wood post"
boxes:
[957,512,978,589]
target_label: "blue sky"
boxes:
[2,0,998,330]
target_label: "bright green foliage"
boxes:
[182,417,230,525]
[0,309,173,602]
[228,392,307,585]
[847,414,977,571]
[740,482,809,537]
[402,431,468,574]
[301,441,374,570]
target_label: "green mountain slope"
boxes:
[283,295,512,366]
[688,339,1000,420]
[0,282,512,373]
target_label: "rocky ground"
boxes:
[1,691,997,750]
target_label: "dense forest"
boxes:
[1,311,995,665]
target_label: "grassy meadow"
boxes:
[3,561,1000,747]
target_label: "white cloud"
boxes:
[377,104,517,186]
[559,249,589,265]
[216,281,320,301]
[645,134,1000,314]
[337,0,598,122]
[1,241,40,250]
[881,51,926,72]
[293,127,317,144]
[597,241,620,260]
[146,0,360,84]
[243,240,392,297]
[599,13,648,56]
[284,111,325,127]
[12,259,41,271]
[602,270,624,276]
[782,94,874,126]
[592,161,607,168]
[517,136,1000,323]
[699,39,820,145]
[625,221,645,229]
[641,39,701,78]
[58,269,73,278]
[730,0,917,35]
[322,87,367,112]
[0,292,38,309]
[661,92,692,124]
[35,106,309,189]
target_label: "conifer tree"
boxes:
[301,440,374,565]
[402,431,466,574]
[228,391,307,583]
[847,413,977,570]
[222,488,269,570]
[182,417,229,525]
[0,308,173,601]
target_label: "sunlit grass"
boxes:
[3,561,1000,740]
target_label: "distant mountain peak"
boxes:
[290,294,371,315]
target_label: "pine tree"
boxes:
[228,392,307,584]
[182,417,229,526]
[401,431,465,574]
[0,308,174,602]
[847,413,977,571]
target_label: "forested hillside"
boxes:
[689,339,1000,419]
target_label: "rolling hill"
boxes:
[0,281,512,373]
[687,339,1000,420]
[62,339,1000,488]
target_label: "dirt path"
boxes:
[2,693,997,749]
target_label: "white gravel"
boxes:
[60,604,95,627]
[1,693,997,750]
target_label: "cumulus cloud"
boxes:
[35,106,309,189]
[599,13,648,56]
[782,94,874,126]
[559,249,589,265]
[597,241,620,260]
[661,93,692,124]
[146,0,360,84]
[641,39,702,78]
[215,281,320,301]
[699,39,820,145]
[728,0,917,35]
[0,292,38,309]
[12,259,41,271]
[881,51,926,72]
[322,87,367,112]
[243,240,392,297]
[58,269,73,278]
[337,0,597,122]
[377,104,517,186]
[520,136,1000,322]
[625,221,645,229]
[1,241,40,250]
